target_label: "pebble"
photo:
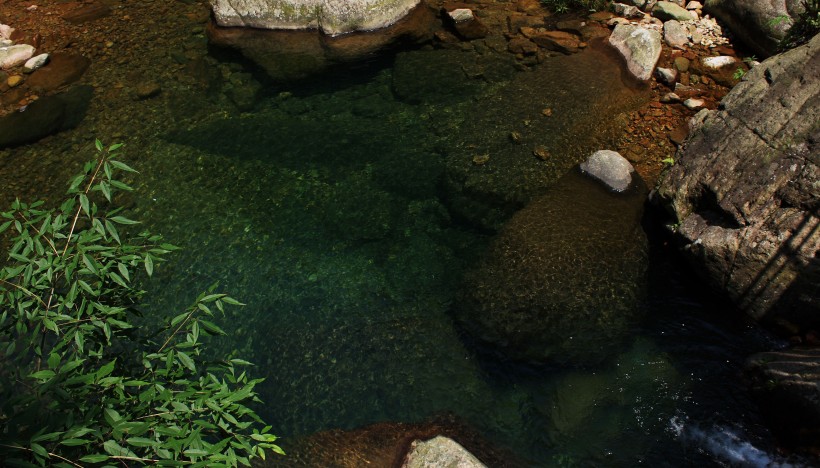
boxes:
[7,74,22,87]
[656,67,678,86]
[683,98,705,109]
[134,80,161,99]
[472,154,490,165]
[674,56,690,72]
[0,24,13,41]
[23,53,48,73]
[533,146,550,160]
[702,55,737,69]
[660,92,681,103]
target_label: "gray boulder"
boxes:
[746,348,820,448]
[608,24,662,80]
[211,0,421,35]
[402,436,487,468]
[704,0,806,57]
[656,33,820,331]
[579,150,635,192]
[455,168,648,366]
[663,19,689,48]
[652,1,695,21]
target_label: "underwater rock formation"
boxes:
[455,165,648,366]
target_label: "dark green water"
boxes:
[0,41,805,466]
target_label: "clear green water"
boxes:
[0,42,804,466]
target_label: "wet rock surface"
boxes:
[746,347,820,450]
[207,3,437,82]
[265,415,522,467]
[454,168,648,366]
[402,436,487,467]
[656,33,820,331]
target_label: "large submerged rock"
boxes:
[211,0,422,35]
[207,2,436,81]
[704,0,806,57]
[454,163,648,366]
[656,33,819,331]
[0,85,93,149]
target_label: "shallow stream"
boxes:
[0,36,805,466]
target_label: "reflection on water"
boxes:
[0,41,804,465]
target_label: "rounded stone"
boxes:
[579,150,635,192]
[7,74,22,87]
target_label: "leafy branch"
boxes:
[0,140,283,466]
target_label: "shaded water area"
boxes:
[0,36,808,466]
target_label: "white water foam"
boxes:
[669,416,797,467]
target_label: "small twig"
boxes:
[0,443,84,468]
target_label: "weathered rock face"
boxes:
[207,2,436,81]
[211,0,421,35]
[402,436,487,468]
[704,0,806,57]
[454,168,648,366]
[608,24,662,80]
[746,347,820,449]
[656,33,820,331]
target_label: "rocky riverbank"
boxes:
[0,0,745,184]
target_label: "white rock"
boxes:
[0,24,13,40]
[663,19,688,48]
[608,24,662,81]
[685,1,702,9]
[402,436,486,468]
[683,98,705,109]
[211,0,421,36]
[0,39,12,47]
[702,55,737,69]
[580,150,635,192]
[0,44,35,70]
[447,8,474,22]
[23,53,48,73]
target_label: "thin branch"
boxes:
[0,443,84,468]
[61,155,106,258]
[0,278,47,308]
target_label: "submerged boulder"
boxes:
[0,85,93,148]
[455,165,648,366]
[656,33,819,331]
[207,2,436,81]
[211,0,422,35]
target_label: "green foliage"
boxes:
[540,0,607,14]
[780,0,820,50]
[732,67,746,80]
[0,140,283,466]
